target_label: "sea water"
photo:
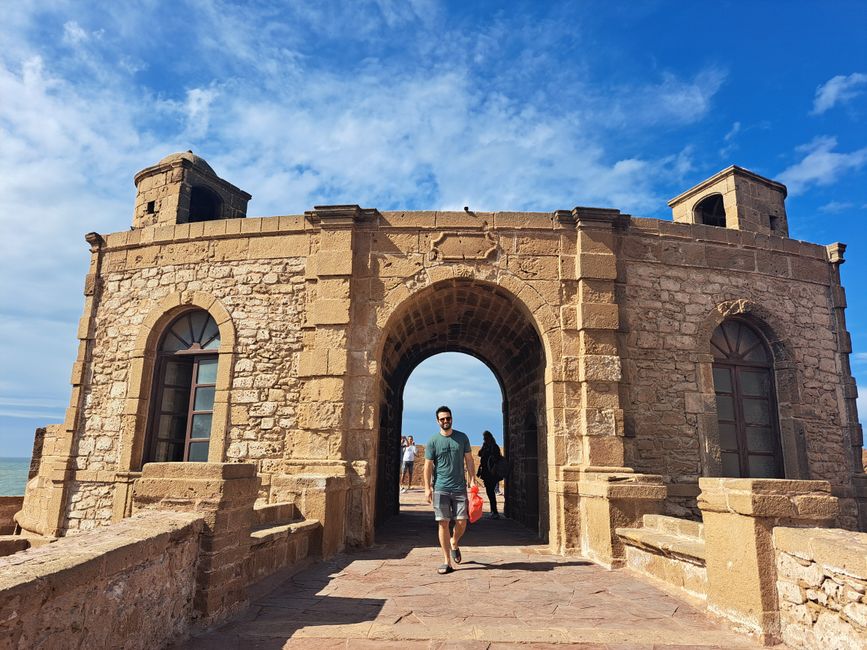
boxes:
[0,458,30,496]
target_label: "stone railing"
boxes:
[774,527,867,649]
[0,510,203,649]
[617,478,843,646]
[0,462,324,648]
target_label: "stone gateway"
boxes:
[14,152,866,568]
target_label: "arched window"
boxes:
[188,186,221,222]
[145,310,220,463]
[711,319,783,478]
[694,194,726,227]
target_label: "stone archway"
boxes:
[374,278,548,539]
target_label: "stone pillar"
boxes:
[132,462,259,625]
[558,208,666,563]
[826,243,867,531]
[293,205,372,550]
[698,478,839,643]
[16,233,106,538]
[270,462,350,559]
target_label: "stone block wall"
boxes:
[618,219,859,525]
[0,510,203,649]
[774,526,867,650]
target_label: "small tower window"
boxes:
[146,201,156,214]
[694,194,726,227]
[188,186,221,223]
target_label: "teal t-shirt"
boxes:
[425,429,471,492]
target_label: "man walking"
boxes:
[424,406,476,574]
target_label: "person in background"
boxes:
[478,430,502,519]
[398,436,408,491]
[400,435,417,492]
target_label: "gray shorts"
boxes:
[432,490,468,521]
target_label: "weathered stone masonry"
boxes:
[14,154,866,564]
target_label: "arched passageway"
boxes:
[375,279,548,539]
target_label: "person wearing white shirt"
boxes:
[400,436,417,492]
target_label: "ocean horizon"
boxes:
[0,457,30,496]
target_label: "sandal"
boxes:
[450,547,462,564]
[437,564,454,575]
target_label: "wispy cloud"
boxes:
[811,73,867,115]
[778,136,867,196]
[818,201,855,214]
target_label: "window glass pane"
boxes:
[158,415,187,439]
[721,452,741,477]
[715,395,735,421]
[161,332,188,352]
[718,422,738,451]
[744,343,769,363]
[161,387,190,413]
[194,386,216,412]
[740,370,769,397]
[188,441,209,462]
[189,311,209,345]
[746,426,776,453]
[713,367,733,393]
[743,399,770,425]
[748,455,780,478]
[155,441,184,462]
[197,358,218,384]
[190,413,213,439]
[169,316,193,349]
[164,361,193,386]
[201,319,220,349]
[711,328,730,360]
[734,326,761,359]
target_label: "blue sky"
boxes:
[1,1,865,456]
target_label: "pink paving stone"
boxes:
[176,492,770,649]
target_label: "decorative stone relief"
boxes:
[429,231,498,261]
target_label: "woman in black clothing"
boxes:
[477,430,502,519]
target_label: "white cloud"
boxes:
[184,86,219,139]
[62,21,89,45]
[811,73,867,115]
[818,201,855,214]
[777,136,867,196]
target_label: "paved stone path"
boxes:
[181,491,765,649]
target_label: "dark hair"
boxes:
[482,430,494,444]
[435,405,452,417]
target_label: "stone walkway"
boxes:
[180,491,765,649]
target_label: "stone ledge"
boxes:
[250,519,320,546]
[698,478,838,520]
[773,526,867,577]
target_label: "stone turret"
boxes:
[669,165,789,237]
[132,151,251,229]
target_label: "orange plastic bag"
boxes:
[468,485,484,523]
